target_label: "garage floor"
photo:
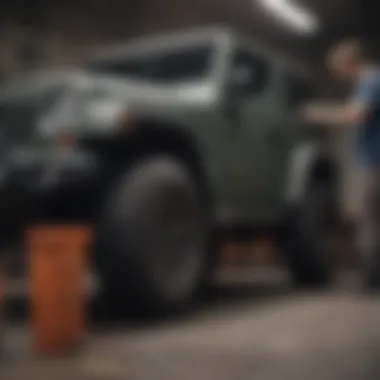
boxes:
[3,268,380,380]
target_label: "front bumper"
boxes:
[0,148,100,244]
[6,148,100,194]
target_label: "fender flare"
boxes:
[284,142,337,205]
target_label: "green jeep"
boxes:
[0,27,339,313]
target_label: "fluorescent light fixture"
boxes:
[258,0,319,35]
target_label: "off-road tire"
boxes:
[93,155,209,315]
[284,183,338,287]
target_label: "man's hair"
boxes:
[327,39,369,70]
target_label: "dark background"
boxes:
[0,0,379,94]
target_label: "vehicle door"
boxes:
[222,43,275,220]
[263,70,316,211]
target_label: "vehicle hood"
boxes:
[0,69,217,109]
[87,73,218,111]
[37,69,218,137]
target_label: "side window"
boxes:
[229,49,269,97]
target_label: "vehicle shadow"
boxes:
[89,267,295,331]
[8,266,352,332]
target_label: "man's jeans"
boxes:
[357,167,380,286]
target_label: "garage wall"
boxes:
[0,0,223,78]
[0,0,312,77]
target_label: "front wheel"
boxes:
[284,183,339,287]
[93,155,209,315]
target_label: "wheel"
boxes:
[93,155,209,315]
[284,183,338,287]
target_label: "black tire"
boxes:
[93,155,209,315]
[284,183,338,287]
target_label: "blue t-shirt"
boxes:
[352,67,380,168]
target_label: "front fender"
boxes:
[285,142,324,205]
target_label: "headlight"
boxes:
[38,88,136,139]
[85,99,124,126]
[85,98,136,133]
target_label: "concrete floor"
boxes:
[2,268,380,380]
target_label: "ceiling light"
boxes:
[258,0,319,35]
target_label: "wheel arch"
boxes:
[285,142,340,206]
[86,118,214,211]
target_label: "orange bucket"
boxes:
[26,225,91,356]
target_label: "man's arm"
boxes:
[302,101,369,128]
[302,73,380,129]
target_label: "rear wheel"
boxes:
[93,155,209,315]
[284,183,338,287]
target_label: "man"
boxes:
[302,39,380,289]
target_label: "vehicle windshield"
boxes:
[86,43,214,85]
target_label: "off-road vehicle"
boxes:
[0,27,339,313]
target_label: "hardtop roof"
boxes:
[88,25,311,78]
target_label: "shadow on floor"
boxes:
[7,267,355,331]
[88,268,296,330]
